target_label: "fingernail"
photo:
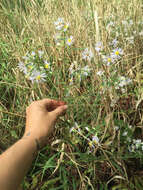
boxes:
[63,105,68,109]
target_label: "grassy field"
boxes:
[0,0,143,189]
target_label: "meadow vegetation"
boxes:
[0,0,143,189]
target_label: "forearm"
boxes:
[0,137,37,190]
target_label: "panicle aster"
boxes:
[92,135,99,145]
[118,76,132,87]
[66,36,74,46]
[63,23,70,32]
[111,48,123,60]
[95,41,104,53]
[22,55,29,61]
[44,60,51,69]
[69,77,74,85]
[30,70,46,83]
[102,55,114,66]
[38,50,44,58]
[70,122,81,133]
[54,17,64,26]
[129,19,133,26]
[31,51,36,57]
[54,17,64,31]
[69,63,75,74]
[110,39,118,47]
[122,131,128,136]
[96,70,104,76]
[18,62,27,74]
[82,48,93,61]
[80,65,91,76]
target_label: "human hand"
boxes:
[23,99,68,147]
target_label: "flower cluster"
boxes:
[115,76,132,90]
[53,17,74,46]
[128,139,143,152]
[82,41,104,62]
[68,61,91,84]
[69,122,100,152]
[18,51,52,83]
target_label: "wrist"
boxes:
[23,132,47,150]
[22,133,40,152]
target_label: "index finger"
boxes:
[41,98,66,112]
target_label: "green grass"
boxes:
[0,0,143,189]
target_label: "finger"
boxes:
[51,105,68,119]
[41,99,66,112]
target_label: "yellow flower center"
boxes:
[25,75,29,79]
[45,64,49,69]
[93,140,97,144]
[36,75,41,80]
[108,58,111,62]
[28,65,32,70]
[64,25,68,29]
[115,51,119,55]
[88,142,93,147]
[68,39,72,43]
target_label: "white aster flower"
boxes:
[110,39,118,47]
[115,126,119,131]
[95,41,104,53]
[111,48,123,60]
[55,24,64,30]
[54,17,64,31]
[69,63,75,75]
[121,88,126,93]
[122,131,128,136]
[66,36,74,46]
[135,139,142,149]
[44,60,51,69]
[81,65,91,76]
[96,70,104,76]
[82,48,93,61]
[63,22,70,32]
[70,122,81,133]
[54,17,64,26]
[18,62,27,74]
[129,19,133,26]
[118,76,132,87]
[22,55,29,61]
[92,135,99,144]
[69,77,74,85]
[128,125,132,129]
[31,51,36,57]
[85,127,89,131]
[30,70,46,83]
[102,55,114,66]
[38,50,44,58]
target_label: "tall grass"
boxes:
[0,0,143,189]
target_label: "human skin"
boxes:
[0,99,68,190]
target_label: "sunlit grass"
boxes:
[0,0,143,189]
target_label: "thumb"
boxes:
[51,105,68,119]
